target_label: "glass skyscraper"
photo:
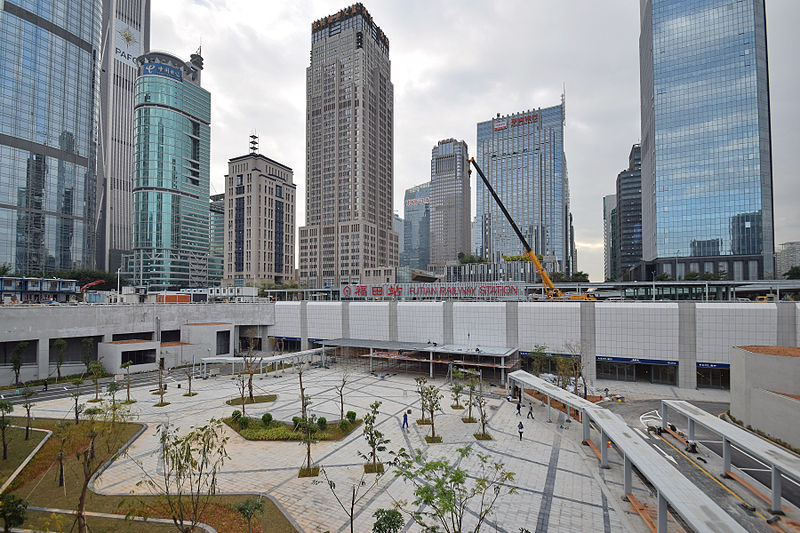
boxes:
[640,0,774,280]
[429,139,470,268]
[0,0,102,275]
[476,102,575,274]
[401,183,430,271]
[126,51,211,290]
[616,144,642,277]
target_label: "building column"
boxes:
[777,302,797,347]
[442,301,454,345]
[505,301,518,349]
[600,429,609,468]
[722,438,731,475]
[771,466,784,514]
[657,491,668,533]
[300,301,309,350]
[624,455,632,495]
[389,301,398,342]
[580,302,597,384]
[677,302,697,389]
[341,301,350,339]
[37,338,49,381]
[582,410,591,443]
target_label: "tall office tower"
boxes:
[0,0,102,275]
[602,194,618,281]
[401,183,430,270]
[127,51,210,290]
[616,144,642,278]
[223,152,296,286]
[429,139,470,268]
[393,213,404,256]
[209,193,224,285]
[640,0,774,280]
[299,4,398,288]
[471,216,482,257]
[776,242,800,278]
[476,103,575,274]
[96,0,150,272]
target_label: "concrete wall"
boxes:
[100,340,159,374]
[0,303,275,385]
[730,346,800,447]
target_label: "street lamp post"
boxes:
[116,267,121,296]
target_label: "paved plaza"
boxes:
[30,366,656,532]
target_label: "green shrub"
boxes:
[346,410,356,423]
[339,419,350,432]
[317,416,327,430]
[231,410,242,421]
[239,417,249,429]
[292,416,301,429]
[262,413,273,427]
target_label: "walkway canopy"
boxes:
[200,348,323,378]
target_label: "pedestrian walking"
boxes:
[402,410,409,432]
[516,402,521,416]
[518,421,524,441]
[527,404,534,419]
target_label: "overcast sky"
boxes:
[151,0,799,281]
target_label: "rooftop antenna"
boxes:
[249,133,258,154]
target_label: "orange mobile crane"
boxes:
[468,157,594,301]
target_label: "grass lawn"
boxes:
[225,394,277,406]
[224,417,362,441]
[0,426,46,486]
[8,418,296,533]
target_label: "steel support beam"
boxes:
[771,466,784,514]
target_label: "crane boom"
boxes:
[468,157,564,299]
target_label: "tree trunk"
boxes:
[339,389,344,421]
[188,374,192,396]
[126,369,131,402]
[299,372,306,419]
[2,436,6,460]
[58,456,64,486]
[306,438,312,471]
[468,387,474,419]
[57,364,62,382]
[248,373,254,402]
[350,485,356,533]
[25,413,30,440]
[430,407,435,438]
[77,451,91,533]
[74,398,80,424]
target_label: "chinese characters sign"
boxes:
[142,62,183,82]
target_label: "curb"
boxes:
[0,426,52,494]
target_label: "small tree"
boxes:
[564,341,587,398]
[414,377,428,422]
[0,401,12,460]
[54,421,70,487]
[391,445,516,533]
[450,367,464,409]
[75,401,132,533]
[529,344,548,376]
[120,360,134,403]
[475,380,489,437]
[182,365,196,397]
[359,400,389,472]
[21,389,35,440]
[71,379,84,424]
[0,494,28,532]
[297,413,319,476]
[107,381,121,406]
[464,370,480,422]
[314,467,383,533]
[422,384,443,440]
[335,368,351,422]
[10,341,28,386]
[235,373,248,416]
[298,363,311,420]
[235,496,264,533]
[372,509,403,533]
[80,338,95,374]
[89,358,104,401]
[52,338,67,382]
[130,419,230,533]
[241,329,262,402]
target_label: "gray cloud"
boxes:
[151,0,799,281]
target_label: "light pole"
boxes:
[116,267,121,296]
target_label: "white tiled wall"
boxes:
[795,303,800,345]
[270,302,302,337]
[453,302,506,346]
[397,302,444,344]
[696,303,777,363]
[596,303,679,360]
[518,303,581,353]
[307,302,343,340]
[350,302,390,340]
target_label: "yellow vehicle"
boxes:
[468,158,594,301]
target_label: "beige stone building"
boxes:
[429,139,470,269]
[299,4,398,288]
[223,153,295,286]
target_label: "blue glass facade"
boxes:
[128,51,211,290]
[476,103,574,274]
[401,183,430,271]
[0,0,102,275]
[640,0,773,279]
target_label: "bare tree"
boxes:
[314,467,384,533]
[52,338,67,383]
[71,379,84,424]
[235,373,248,416]
[182,366,196,397]
[564,341,588,398]
[120,360,134,403]
[21,389,35,440]
[475,380,489,437]
[241,329,262,402]
[334,367,351,422]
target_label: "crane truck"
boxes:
[468,157,594,301]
